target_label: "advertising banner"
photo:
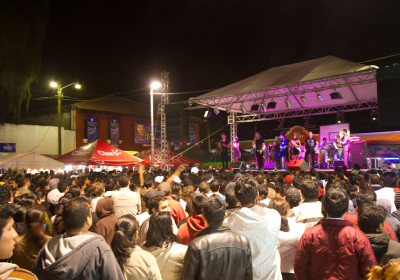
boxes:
[109,118,120,147]
[134,123,160,145]
[86,116,98,143]
[0,143,16,153]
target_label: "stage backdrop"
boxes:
[319,123,350,145]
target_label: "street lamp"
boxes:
[150,81,161,167]
[50,81,81,155]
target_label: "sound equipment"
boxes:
[230,162,243,170]
[287,160,308,171]
[264,162,276,170]
[350,140,368,169]
[377,67,400,126]
[165,103,189,141]
[333,160,345,168]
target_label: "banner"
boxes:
[86,116,98,143]
[0,143,16,153]
[189,125,196,145]
[109,118,120,147]
[134,123,160,145]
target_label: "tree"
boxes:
[0,0,50,123]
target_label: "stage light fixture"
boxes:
[267,101,277,109]
[304,116,310,126]
[371,109,378,120]
[285,98,291,109]
[204,109,211,119]
[336,112,344,123]
[300,96,307,103]
[214,109,220,115]
[260,104,267,112]
[250,104,260,112]
[330,91,343,99]
[316,94,323,102]
[240,105,246,114]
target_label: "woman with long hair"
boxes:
[232,136,241,162]
[111,214,161,280]
[144,211,187,280]
[269,198,305,280]
[290,133,301,160]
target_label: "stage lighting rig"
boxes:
[330,91,343,99]
[316,94,323,102]
[267,101,277,109]
[204,109,211,119]
[285,98,291,109]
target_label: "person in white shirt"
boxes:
[111,175,141,218]
[375,171,398,213]
[47,178,64,205]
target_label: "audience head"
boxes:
[356,188,377,209]
[269,198,290,232]
[382,172,397,188]
[322,187,349,218]
[145,211,178,247]
[358,205,385,234]
[62,197,92,234]
[191,193,208,216]
[0,203,18,259]
[300,179,319,201]
[147,195,169,215]
[234,175,259,207]
[202,195,224,226]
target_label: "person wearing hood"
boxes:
[94,197,118,246]
[33,197,124,280]
[177,194,207,245]
[358,205,400,265]
[377,199,400,241]
[226,175,282,280]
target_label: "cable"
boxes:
[358,52,400,64]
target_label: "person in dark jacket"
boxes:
[94,197,118,246]
[294,187,377,280]
[33,197,124,280]
[182,195,253,280]
[358,205,400,265]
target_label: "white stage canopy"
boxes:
[0,152,65,170]
[188,55,378,122]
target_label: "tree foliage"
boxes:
[0,0,50,123]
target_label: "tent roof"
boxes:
[0,152,65,170]
[136,147,202,168]
[189,56,377,116]
[56,140,143,166]
[74,95,150,117]
[191,56,374,100]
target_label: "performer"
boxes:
[290,133,301,160]
[333,134,343,160]
[232,137,241,162]
[340,129,350,168]
[278,132,290,169]
[252,132,266,171]
[304,131,318,168]
[320,137,329,167]
[218,133,230,170]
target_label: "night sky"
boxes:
[32,0,400,142]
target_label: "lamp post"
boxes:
[50,81,81,155]
[150,81,161,167]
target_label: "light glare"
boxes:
[50,81,58,88]
[75,83,81,89]
[151,81,161,89]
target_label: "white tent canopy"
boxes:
[188,56,378,121]
[0,152,65,170]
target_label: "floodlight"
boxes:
[371,109,378,121]
[204,110,211,119]
[151,81,161,89]
[330,91,343,99]
[267,101,277,109]
[75,83,81,89]
[337,112,344,123]
[251,104,260,112]
[316,94,323,102]
[300,96,307,103]
[285,98,291,109]
[50,81,58,88]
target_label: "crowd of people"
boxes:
[1,164,400,279]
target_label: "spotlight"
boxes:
[260,104,267,112]
[267,101,277,109]
[337,112,344,123]
[240,105,246,114]
[300,96,307,103]
[316,94,323,102]
[330,91,343,99]
[285,98,291,109]
[371,109,378,121]
[250,104,260,112]
[204,109,211,119]
[214,109,220,115]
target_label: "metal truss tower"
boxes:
[228,113,237,162]
[159,71,170,170]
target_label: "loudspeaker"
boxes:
[333,160,345,168]
[287,160,308,171]
[377,69,400,125]
[264,162,276,170]
[230,162,243,170]
[350,140,368,169]
[165,104,189,141]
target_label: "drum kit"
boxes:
[315,143,336,169]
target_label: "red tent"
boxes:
[56,140,143,166]
[136,147,202,167]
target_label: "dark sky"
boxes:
[32,0,400,140]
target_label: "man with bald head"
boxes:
[158,182,186,224]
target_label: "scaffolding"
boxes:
[159,71,169,170]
